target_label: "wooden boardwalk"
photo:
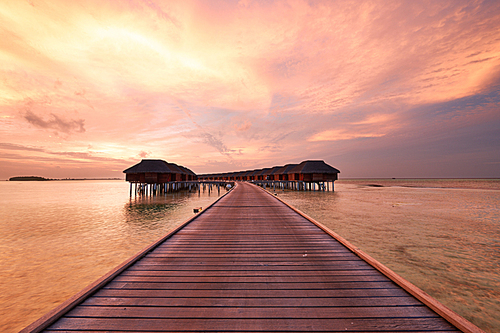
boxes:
[23,182,482,332]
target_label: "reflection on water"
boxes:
[125,198,180,228]
[0,181,223,333]
[275,179,500,333]
[122,190,223,232]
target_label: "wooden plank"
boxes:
[92,288,409,298]
[120,270,382,277]
[132,256,365,264]
[154,242,348,248]
[154,250,351,255]
[135,258,368,264]
[46,331,460,333]
[142,255,360,261]
[82,296,424,307]
[47,317,459,332]
[65,305,437,319]
[103,281,397,290]
[149,247,353,253]
[111,274,390,283]
[152,246,350,251]
[103,282,399,292]
[128,264,375,271]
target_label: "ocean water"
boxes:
[0,179,498,332]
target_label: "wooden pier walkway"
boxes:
[23,182,482,332]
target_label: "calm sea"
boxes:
[0,179,498,332]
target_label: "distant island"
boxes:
[8,176,121,181]
[9,176,49,181]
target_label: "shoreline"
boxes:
[6,177,122,181]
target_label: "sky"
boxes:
[1,0,499,179]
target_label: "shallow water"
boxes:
[0,179,498,332]
[274,179,500,332]
[0,180,224,332]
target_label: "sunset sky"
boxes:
[1,0,499,179]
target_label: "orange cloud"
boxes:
[308,129,386,142]
[308,114,398,142]
[0,0,499,178]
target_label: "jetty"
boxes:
[199,160,341,192]
[22,182,482,332]
[124,159,341,196]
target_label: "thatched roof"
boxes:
[196,160,340,179]
[275,164,298,175]
[249,169,263,176]
[177,165,196,176]
[265,166,284,175]
[256,168,273,176]
[288,160,340,174]
[123,159,183,174]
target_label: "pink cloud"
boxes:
[0,0,499,178]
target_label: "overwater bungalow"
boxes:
[195,160,341,191]
[288,160,340,182]
[123,159,182,183]
[275,164,298,181]
[236,171,247,181]
[177,165,197,181]
[242,171,251,181]
[123,159,200,196]
[266,166,284,181]
[248,169,262,181]
[254,168,272,180]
